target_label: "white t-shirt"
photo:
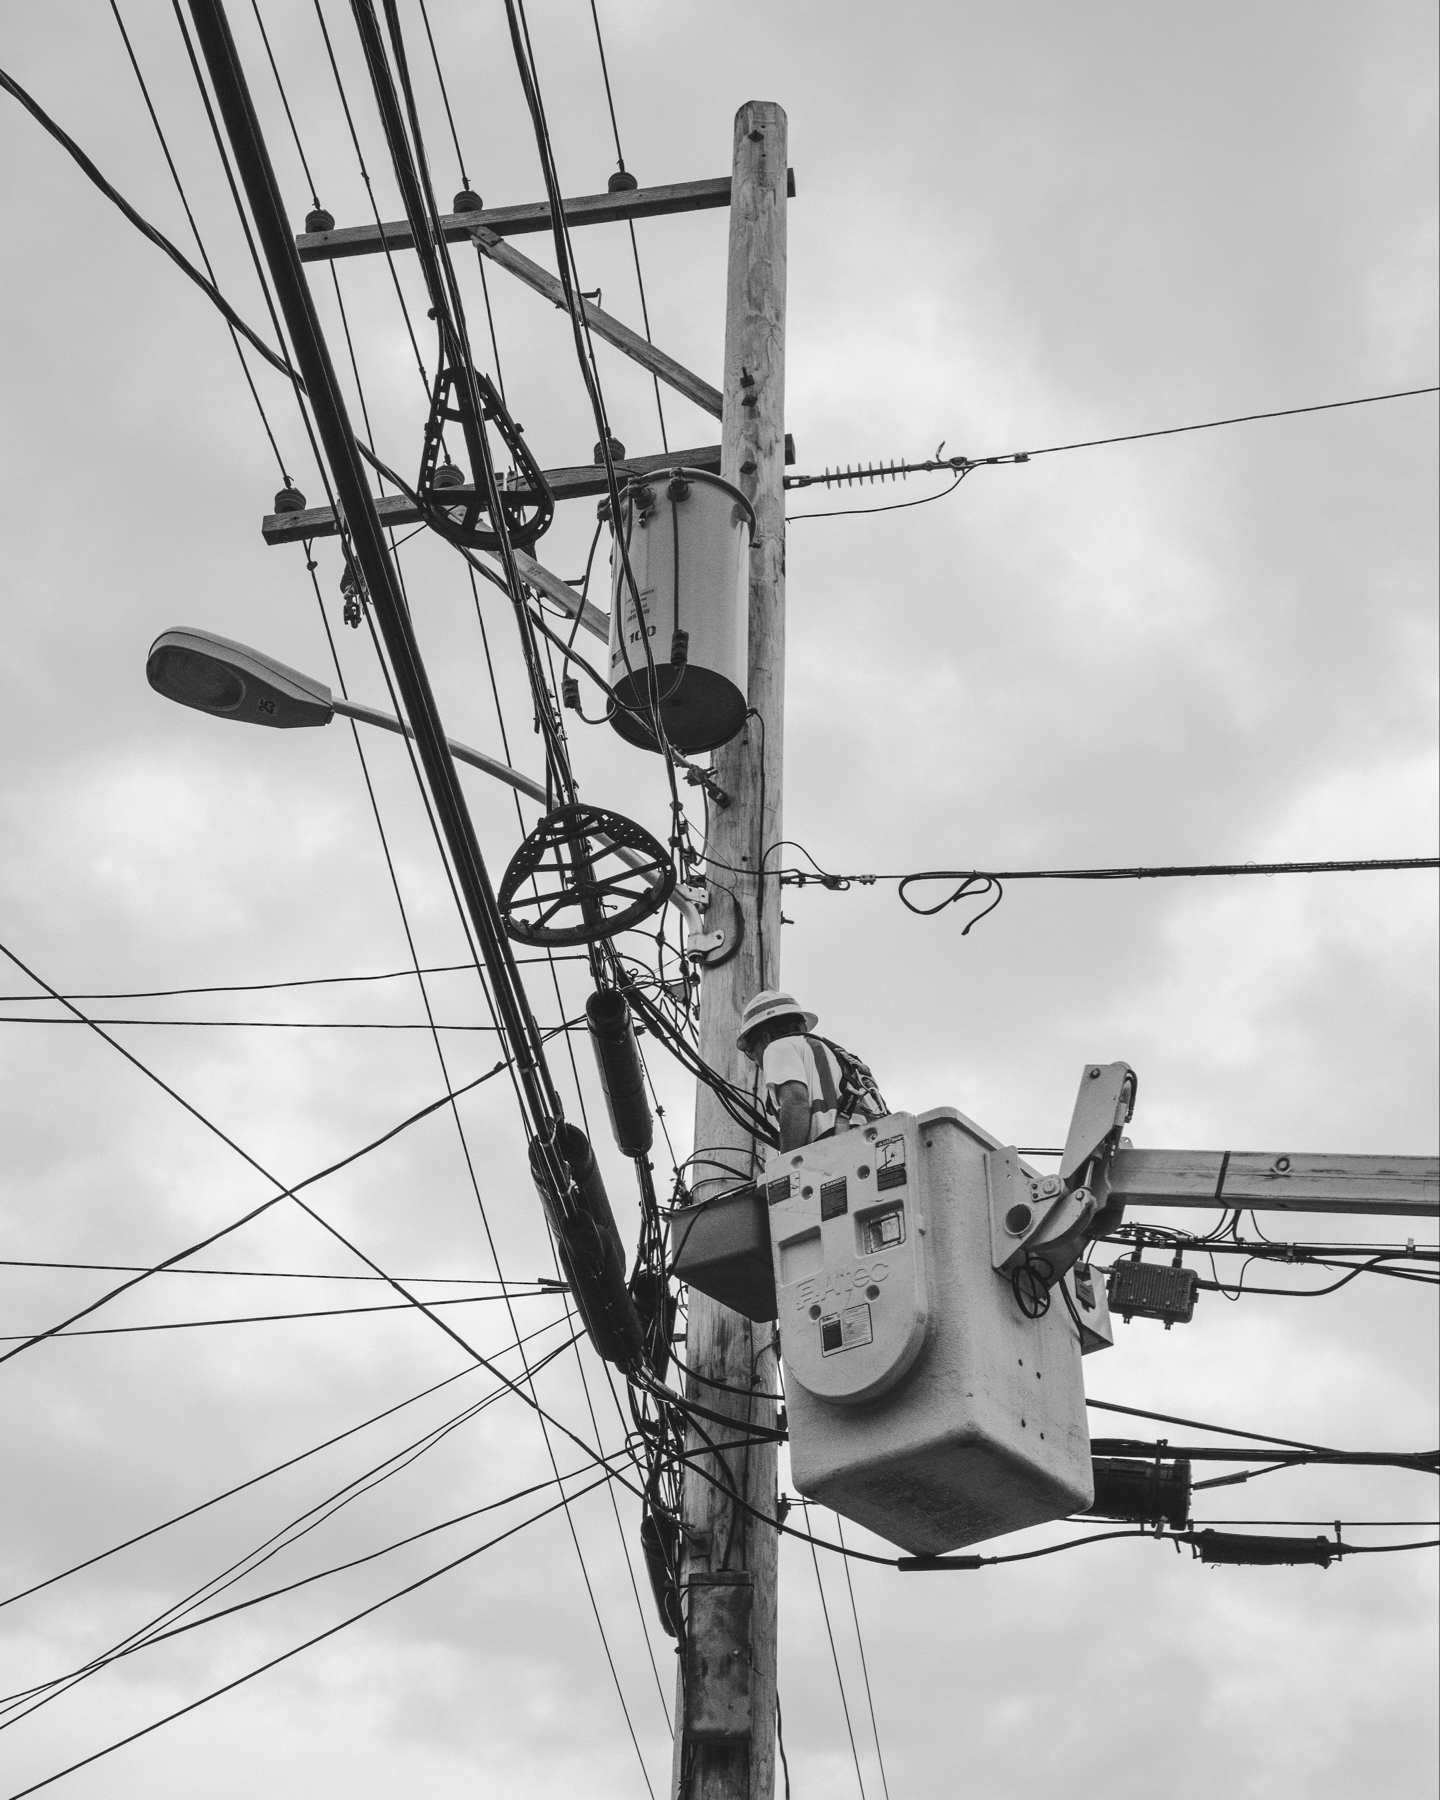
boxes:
[761,1035,848,1143]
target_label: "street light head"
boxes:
[146,628,334,730]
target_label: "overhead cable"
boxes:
[0,1316,570,1611]
[0,61,296,381]
[0,1287,563,1341]
[5,1471,619,1800]
[785,384,1440,511]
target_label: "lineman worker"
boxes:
[736,990,889,1153]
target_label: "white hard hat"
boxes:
[737,989,818,1056]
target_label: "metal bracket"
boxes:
[986,1148,1098,1281]
[683,882,743,968]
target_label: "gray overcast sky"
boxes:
[1,3,1436,1797]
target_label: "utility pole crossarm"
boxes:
[472,228,722,418]
[260,441,794,545]
[294,171,797,263]
[1107,1148,1439,1217]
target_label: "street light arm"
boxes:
[331,696,547,804]
[331,696,703,935]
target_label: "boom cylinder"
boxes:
[586,988,654,1156]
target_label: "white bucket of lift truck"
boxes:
[606,467,752,756]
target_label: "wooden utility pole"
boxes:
[672,102,787,1800]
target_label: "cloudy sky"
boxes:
[1,3,1436,1796]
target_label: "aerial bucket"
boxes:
[606,468,753,755]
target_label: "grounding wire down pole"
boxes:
[183,0,563,1145]
[672,102,788,1800]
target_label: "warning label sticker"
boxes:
[820,1303,874,1355]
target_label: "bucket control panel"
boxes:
[767,1114,931,1406]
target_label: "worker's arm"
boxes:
[774,1080,810,1152]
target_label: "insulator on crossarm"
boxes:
[593,435,626,464]
[607,169,639,193]
[452,188,484,213]
[433,461,466,489]
[304,207,334,234]
[273,484,307,514]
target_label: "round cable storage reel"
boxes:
[499,803,676,947]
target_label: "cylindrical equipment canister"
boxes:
[607,467,753,755]
[529,1121,644,1367]
[586,988,653,1157]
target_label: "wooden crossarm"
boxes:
[1106,1148,1439,1217]
[294,171,797,264]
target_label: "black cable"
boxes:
[895,856,1439,915]
[13,1457,603,1710]
[835,1515,892,1800]
[248,0,320,205]
[0,1015,578,1031]
[801,1499,869,1798]
[2,1335,585,1724]
[991,385,1440,462]
[784,386,1440,498]
[0,936,522,1362]
[0,1312,567,1611]
[310,0,433,392]
[109,0,291,477]
[6,1472,620,1800]
[586,0,668,448]
[0,1258,565,1286]
[0,960,577,1006]
[0,60,295,381]
[1085,1397,1431,1460]
[775,1690,792,1800]
[0,1287,561,1341]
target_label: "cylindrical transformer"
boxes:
[586,988,653,1157]
[607,467,754,754]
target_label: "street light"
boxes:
[146,626,545,802]
[144,627,708,940]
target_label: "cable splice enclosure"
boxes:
[586,989,653,1157]
[530,1121,644,1366]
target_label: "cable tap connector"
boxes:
[561,676,581,711]
[670,629,689,668]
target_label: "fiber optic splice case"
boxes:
[768,1108,1094,1555]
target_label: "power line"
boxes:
[0,963,583,1002]
[833,1516,892,1800]
[0,1315,571,1612]
[784,384,1440,506]
[0,1287,563,1341]
[0,1257,566,1286]
[108,0,291,478]
[0,1014,579,1031]
[9,1460,603,1713]
[6,1471,619,1800]
[1085,1396,1436,1462]
[0,60,294,381]
[2,1337,585,1726]
[800,1499,869,1799]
